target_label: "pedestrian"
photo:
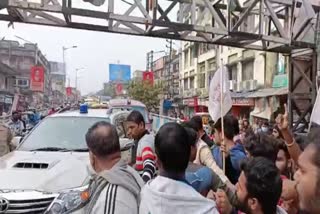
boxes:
[189,116,214,147]
[276,141,293,179]
[84,121,144,214]
[7,111,25,136]
[139,123,219,214]
[294,128,320,214]
[212,115,247,184]
[126,110,156,182]
[216,157,287,214]
[273,125,284,139]
[0,123,13,157]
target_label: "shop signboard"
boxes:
[232,98,254,106]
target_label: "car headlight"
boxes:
[46,186,90,214]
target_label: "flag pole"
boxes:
[219,49,226,173]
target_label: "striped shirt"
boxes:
[135,133,156,182]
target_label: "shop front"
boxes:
[231,97,255,119]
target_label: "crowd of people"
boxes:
[83,107,320,214]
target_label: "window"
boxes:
[190,77,195,89]
[242,60,254,81]
[184,79,188,90]
[229,64,238,81]
[15,78,29,87]
[184,50,189,69]
[208,59,216,71]
[190,47,195,66]
[198,73,206,88]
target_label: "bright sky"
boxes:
[0,0,178,95]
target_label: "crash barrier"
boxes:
[150,113,183,133]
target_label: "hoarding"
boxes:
[66,87,72,96]
[109,64,131,82]
[143,71,154,85]
[30,66,45,92]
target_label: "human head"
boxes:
[184,126,198,161]
[86,121,121,173]
[236,157,282,214]
[294,127,320,214]
[243,119,249,129]
[272,125,283,139]
[12,111,20,121]
[155,123,190,176]
[261,122,269,133]
[213,115,236,145]
[276,140,291,176]
[126,110,146,140]
[243,133,279,163]
[188,116,204,138]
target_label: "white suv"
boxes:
[0,109,132,214]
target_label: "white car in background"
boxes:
[0,108,132,214]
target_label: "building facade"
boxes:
[0,40,51,108]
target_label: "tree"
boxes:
[128,80,164,111]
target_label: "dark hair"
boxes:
[184,127,198,147]
[213,115,236,140]
[155,123,190,174]
[240,157,282,214]
[243,133,280,163]
[277,140,290,159]
[86,121,120,158]
[188,116,203,131]
[273,125,284,139]
[232,117,240,136]
[126,110,145,127]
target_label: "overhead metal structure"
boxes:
[0,0,319,131]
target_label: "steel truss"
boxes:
[0,0,318,131]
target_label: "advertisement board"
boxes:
[143,71,154,85]
[66,87,72,96]
[30,66,45,92]
[109,64,131,82]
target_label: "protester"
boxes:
[126,110,156,182]
[216,157,287,214]
[294,133,320,214]
[0,124,13,157]
[185,121,230,185]
[276,141,293,179]
[189,116,214,147]
[85,121,144,214]
[48,107,56,115]
[139,123,220,214]
[7,111,25,136]
[243,133,280,163]
[273,125,284,139]
[261,121,270,134]
[184,126,237,204]
[212,115,247,184]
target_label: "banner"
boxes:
[208,66,232,122]
[143,71,154,85]
[66,87,72,96]
[310,87,320,126]
[30,66,45,92]
[116,83,123,95]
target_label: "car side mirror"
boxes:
[11,136,22,150]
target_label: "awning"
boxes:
[250,109,272,120]
[247,87,288,98]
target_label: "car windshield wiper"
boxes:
[31,147,69,152]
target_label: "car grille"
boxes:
[6,197,54,214]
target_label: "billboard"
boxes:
[66,87,72,96]
[30,66,45,92]
[109,64,131,82]
[143,71,154,85]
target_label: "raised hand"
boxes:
[276,104,289,131]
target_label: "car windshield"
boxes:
[18,117,110,151]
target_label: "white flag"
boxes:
[310,87,320,126]
[208,66,232,122]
